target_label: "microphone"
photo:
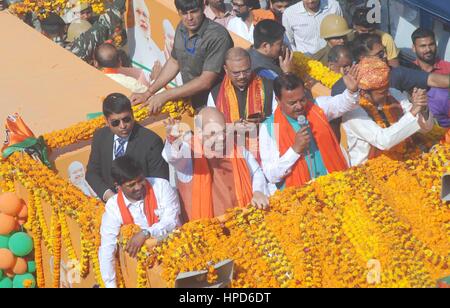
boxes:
[297,115,308,128]
[297,115,313,176]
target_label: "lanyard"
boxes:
[183,33,199,55]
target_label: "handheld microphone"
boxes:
[297,115,308,128]
[297,115,313,176]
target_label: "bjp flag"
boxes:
[1,113,51,168]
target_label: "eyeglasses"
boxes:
[110,116,133,127]
[229,68,252,78]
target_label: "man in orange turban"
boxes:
[341,57,435,166]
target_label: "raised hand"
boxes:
[279,48,294,74]
[342,64,360,94]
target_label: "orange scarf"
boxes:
[117,181,158,226]
[275,103,348,188]
[252,9,276,25]
[102,68,119,74]
[216,74,265,123]
[191,138,253,220]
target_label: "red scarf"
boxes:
[275,103,348,188]
[216,74,265,123]
[117,181,158,226]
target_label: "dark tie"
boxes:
[114,138,127,158]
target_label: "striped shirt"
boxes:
[282,0,343,54]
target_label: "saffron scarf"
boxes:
[102,68,120,74]
[275,103,348,188]
[215,74,265,123]
[117,180,158,226]
[191,138,253,220]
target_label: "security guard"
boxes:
[65,19,92,50]
[312,14,352,66]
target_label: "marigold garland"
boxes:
[9,0,108,20]
[0,152,105,287]
[292,52,342,89]
[136,145,450,288]
[43,101,194,150]
[51,207,62,288]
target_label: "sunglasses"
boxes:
[110,116,133,127]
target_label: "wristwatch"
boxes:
[142,229,151,239]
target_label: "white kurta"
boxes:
[99,177,180,288]
[227,17,255,44]
[259,90,359,195]
[342,88,435,167]
[105,73,148,93]
[162,135,268,195]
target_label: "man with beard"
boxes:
[130,0,166,82]
[204,0,233,27]
[251,0,292,24]
[412,28,450,75]
[163,107,269,222]
[227,0,261,44]
[331,33,450,97]
[412,28,450,128]
[68,161,97,198]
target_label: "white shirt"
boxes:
[105,73,148,94]
[259,90,358,195]
[99,177,181,288]
[162,135,269,195]
[227,16,255,44]
[282,0,343,54]
[206,91,278,116]
[342,88,435,167]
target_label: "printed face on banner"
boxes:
[68,161,97,198]
[132,0,165,75]
[134,0,151,41]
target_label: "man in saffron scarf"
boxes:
[342,57,434,167]
[99,156,180,288]
[259,71,359,194]
[163,107,269,223]
[207,47,277,124]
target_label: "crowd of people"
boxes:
[2,0,449,288]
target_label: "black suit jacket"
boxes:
[86,124,169,198]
